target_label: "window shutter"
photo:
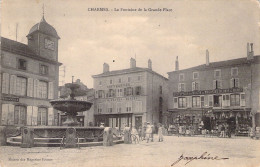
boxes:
[173,98,178,108]
[240,94,245,106]
[124,88,127,96]
[33,79,39,98]
[32,106,38,125]
[48,108,54,126]
[208,95,213,107]
[192,82,195,91]
[230,79,233,88]
[8,104,14,125]
[1,104,8,125]
[48,82,54,99]
[27,78,34,97]
[226,95,230,106]
[235,78,239,88]
[26,106,33,126]
[2,73,10,94]
[213,80,216,89]
[10,75,17,95]
[219,80,222,89]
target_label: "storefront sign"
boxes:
[173,88,243,97]
[107,83,130,89]
[106,96,139,102]
[2,96,19,102]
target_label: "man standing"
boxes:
[146,122,153,143]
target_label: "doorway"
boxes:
[135,116,142,129]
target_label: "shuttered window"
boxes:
[2,73,10,94]
[14,105,27,125]
[38,81,48,99]
[48,82,54,99]
[27,78,34,97]
[37,107,48,125]
[16,77,27,96]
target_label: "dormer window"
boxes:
[231,67,238,76]
[18,59,27,70]
[179,74,184,81]
[214,69,221,78]
[193,72,199,80]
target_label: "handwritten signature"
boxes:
[171,152,229,166]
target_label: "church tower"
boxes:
[26,14,60,61]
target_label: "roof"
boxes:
[168,55,260,74]
[1,37,62,66]
[92,67,168,80]
[27,17,60,39]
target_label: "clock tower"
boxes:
[27,16,60,61]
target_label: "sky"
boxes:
[1,0,260,88]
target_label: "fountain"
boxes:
[50,77,92,126]
[6,77,123,147]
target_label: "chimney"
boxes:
[206,49,209,66]
[175,56,179,71]
[130,58,136,68]
[103,63,109,73]
[148,59,152,70]
[247,43,254,60]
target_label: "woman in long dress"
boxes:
[158,123,163,142]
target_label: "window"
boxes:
[137,76,142,81]
[109,79,113,85]
[18,59,27,70]
[214,69,221,78]
[98,104,103,113]
[98,90,104,98]
[117,88,123,97]
[230,78,239,88]
[118,78,122,83]
[107,103,113,113]
[223,94,230,107]
[40,65,48,75]
[159,86,162,94]
[16,77,27,96]
[208,95,213,107]
[99,81,102,86]
[135,101,142,112]
[201,96,204,107]
[192,96,200,108]
[135,86,141,95]
[178,83,185,92]
[14,105,26,125]
[108,89,115,97]
[38,81,48,99]
[128,77,131,82]
[193,72,199,80]
[116,102,122,113]
[192,82,199,91]
[213,95,222,107]
[126,87,133,96]
[126,102,132,112]
[231,67,238,76]
[179,74,184,81]
[213,80,222,89]
[241,94,245,106]
[178,97,186,108]
[173,98,178,108]
[230,94,240,106]
[37,107,48,125]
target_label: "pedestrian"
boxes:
[146,122,153,143]
[158,123,163,142]
[138,126,142,140]
[142,123,147,141]
[220,124,225,138]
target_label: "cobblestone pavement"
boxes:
[0,135,260,167]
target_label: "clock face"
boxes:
[45,39,55,51]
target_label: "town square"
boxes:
[0,0,260,167]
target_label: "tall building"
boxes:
[166,44,260,136]
[0,16,62,126]
[58,79,95,127]
[92,58,168,130]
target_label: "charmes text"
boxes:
[88,8,109,11]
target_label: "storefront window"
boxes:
[230,94,240,106]
[178,97,186,108]
[192,96,200,107]
[14,105,26,125]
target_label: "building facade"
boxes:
[92,58,168,130]
[58,79,95,127]
[0,16,61,127]
[166,44,260,136]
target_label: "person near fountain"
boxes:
[146,122,153,143]
[158,123,163,142]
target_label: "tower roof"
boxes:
[27,16,60,39]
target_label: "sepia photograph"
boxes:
[0,0,260,167]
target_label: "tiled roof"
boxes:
[168,55,260,74]
[1,37,62,65]
[92,67,168,80]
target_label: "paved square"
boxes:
[0,136,259,167]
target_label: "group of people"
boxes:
[219,123,231,138]
[134,122,164,143]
